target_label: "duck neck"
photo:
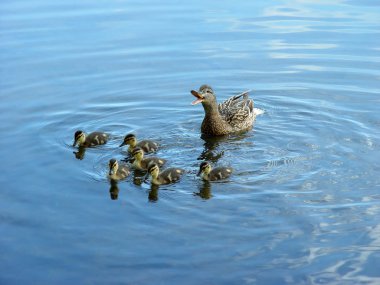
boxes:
[202,101,221,119]
[200,172,210,181]
[151,173,160,185]
[201,101,228,135]
[133,157,142,168]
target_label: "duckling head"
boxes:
[73,130,86,147]
[197,161,212,176]
[119,133,137,147]
[109,159,119,176]
[132,147,144,161]
[148,163,160,179]
[191,85,216,106]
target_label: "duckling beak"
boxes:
[119,142,125,147]
[73,140,78,147]
[109,170,114,176]
[191,90,204,105]
[197,169,202,176]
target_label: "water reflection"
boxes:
[194,181,212,200]
[109,180,120,200]
[148,184,159,202]
[73,146,86,160]
[132,169,146,186]
[198,134,228,162]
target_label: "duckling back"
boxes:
[209,166,233,181]
[156,168,185,185]
[116,165,130,180]
[137,140,159,154]
[86,132,109,147]
[133,156,166,171]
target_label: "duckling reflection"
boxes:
[148,184,159,202]
[194,181,212,200]
[73,146,86,160]
[131,169,146,186]
[109,180,120,200]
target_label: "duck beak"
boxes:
[109,170,114,176]
[73,140,78,147]
[197,169,202,176]
[191,90,204,105]
[119,142,125,147]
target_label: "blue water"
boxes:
[1,0,380,284]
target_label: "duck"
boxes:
[119,133,158,154]
[147,163,184,185]
[131,147,166,171]
[191,85,255,136]
[108,159,130,181]
[73,130,109,147]
[197,161,233,181]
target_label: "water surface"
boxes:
[1,0,380,284]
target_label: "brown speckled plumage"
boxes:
[191,85,255,136]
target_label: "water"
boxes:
[1,0,380,284]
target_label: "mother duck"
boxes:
[191,85,256,136]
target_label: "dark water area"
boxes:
[1,0,380,284]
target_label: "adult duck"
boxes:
[191,85,255,136]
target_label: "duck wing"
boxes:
[218,91,254,127]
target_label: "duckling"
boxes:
[191,85,255,136]
[147,163,184,185]
[73,130,109,147]
[197,161,233,181]
[131,147,166,171]
[108,159,130,181]
[119,133,158,154]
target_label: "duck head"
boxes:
[73,130,86,147]
[191,85,216,106]
[197,161,212,176]
[148,163,160,179]
[132,147,144,161]
[119,133,136,147]
[109,159,119,176]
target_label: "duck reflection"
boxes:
[109,180,120,200]
[198,134,228,162]
[148,184,159,202]
[194,181,212,200]
[73,146,86,160]
[131,169,146,186]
